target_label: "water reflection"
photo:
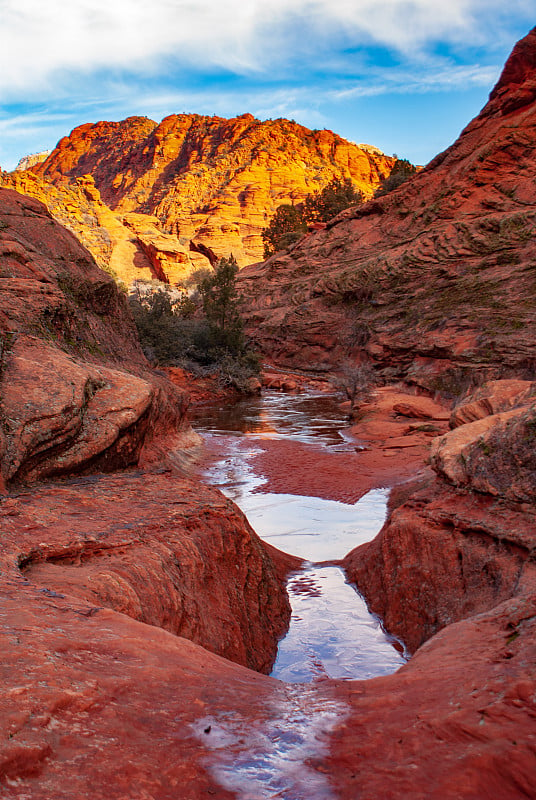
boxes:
[195,685,347,800]
[272,566,404,683]
[193,391,407,683]
[193,392,355,449]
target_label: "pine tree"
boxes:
[198,256,244,354]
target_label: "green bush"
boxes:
[261,178,363,258]
[303,177,363,223]
[198,255,245,353]
[375,158,417,197]
[262,205,307,258]
[128,260,260,392]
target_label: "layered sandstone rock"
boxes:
[0,184,296,796]
[330,569,536,799]
[7,472,290,673]
[431,402,536,503]
[339,376,536,796]
[238,27,536,387]
[345,376,536,649]
[345,476,535,651]
[0,187,188,485]
[450,378,536,427]
[0,170,198,287]
[33,113,394,267]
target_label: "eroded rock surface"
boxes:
[340,369,536,799]
[450,378,536,427]
[0,171,198,286]
[330,575,536,800]
[0,187,188,485]
[32,113,394,267]
[431,403,536,502]
[238,28,536,388]
[5,472,290,673]
[345,478,535,652]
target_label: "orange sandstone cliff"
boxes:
[238,29,536,390]
[32,113,394,267]
[0,170,196,287]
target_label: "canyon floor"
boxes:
[2,376,534,799]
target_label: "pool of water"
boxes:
[192,391,406,683]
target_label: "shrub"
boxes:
[198,256,245,354]
[335,362,376,408]
[375,158,418,197]
[262,205,307,258]
[261,178,363,258]
[128,259,260,392]
[303,177,363,223]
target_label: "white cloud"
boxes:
[330,64,499,100]
[0,0,532,97]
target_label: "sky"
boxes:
[0,1,534,171]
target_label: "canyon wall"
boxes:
[337,379,536,798]
[0,183,291,679]
[238,28,536,391]
[32,113,394,267]
[0,170,195,288]
[0,186,192,485]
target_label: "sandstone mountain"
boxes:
[0,169,196,287]
[238,27,536,393]
[32,113,394,267]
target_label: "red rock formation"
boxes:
[338,380,536,796]
[1,32,536,800]
[7,472,290,673]
[450,378,535,427]
[1,392,534,799]
[238,27,536,388]
[329,576,536,799]
[431,402,536,503]
[33,113,394,266]
[344,476,534,651]
[0,187,188,484]
[0,170,199,287]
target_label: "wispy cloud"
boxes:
[0,0,532,98]
[330,64,500,100]
[0,1,532,168]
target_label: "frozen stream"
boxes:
[193,392,406,682]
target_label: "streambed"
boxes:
[192,391,406,682]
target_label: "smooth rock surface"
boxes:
[0,187,189,484]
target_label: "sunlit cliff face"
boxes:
[33,113,394,267]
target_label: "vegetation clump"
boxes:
[129,256,260,392]
[262,177,363,257]
[261,205,307,258]
[335,362,376,417]
[375,158,418,197]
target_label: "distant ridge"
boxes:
[33,113,395,266]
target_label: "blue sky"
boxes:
[0,1,534,170]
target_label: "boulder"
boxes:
[450,379,536,427]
